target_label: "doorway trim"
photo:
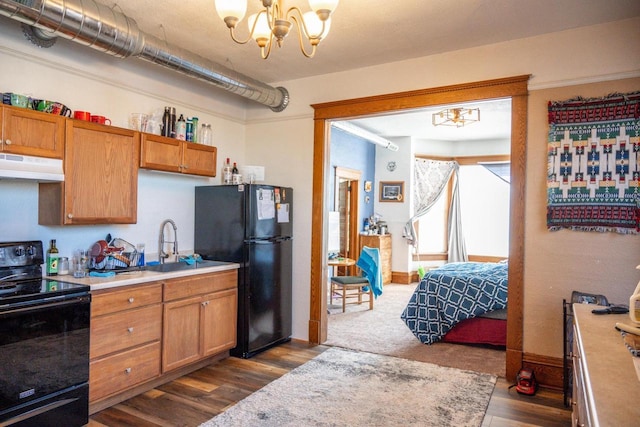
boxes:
[334,166,361,265]
[309,75,530,381]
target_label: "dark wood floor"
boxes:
[88,341,571,427]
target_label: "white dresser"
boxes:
[572,303,640,426]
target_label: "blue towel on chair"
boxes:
[356,246,383,298]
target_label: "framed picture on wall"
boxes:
[379,181,404,202]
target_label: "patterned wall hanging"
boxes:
[547,91,640,234]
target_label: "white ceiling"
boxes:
[113,0,640,84]
[347,98,513,143]
[108,0,639,142]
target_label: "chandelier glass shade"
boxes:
[214,0,339,59]
[432,108,481,127]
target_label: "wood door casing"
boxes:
[310,75,530,382]
[334,166,360,272]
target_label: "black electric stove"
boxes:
[0,241,89,310]
[0,240,90,427]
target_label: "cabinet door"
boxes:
[162,296,203,372]
[1,105,65,158]
[202,288,237,357]
[57,121,138,224]
[182,143,217,177]
[139,133,182,173]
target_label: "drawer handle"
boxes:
[128,297,135,303]
[5,139,11,145]
[124,367,132,374]
[127,327,134,333]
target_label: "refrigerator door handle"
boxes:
[245,237,292,244]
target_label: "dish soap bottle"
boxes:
[46,239,59,276]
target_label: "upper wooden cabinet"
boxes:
[0,105,65,158]
[39,120,139,225]
[140,133,217,177]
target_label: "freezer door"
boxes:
[247,185,293,239]
[194,185,245,262]
[245,238,292,355]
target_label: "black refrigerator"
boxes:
[194,184,293,358]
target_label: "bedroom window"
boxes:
[416,159,510,260]
[459,164,510,258]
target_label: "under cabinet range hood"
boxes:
[0,154,64,182]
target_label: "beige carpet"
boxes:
[201,347,496,427]
[326,283,506,377]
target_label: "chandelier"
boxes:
[432,108,480,127]
[214,0,339,59]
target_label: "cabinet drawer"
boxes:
[91,304,162,359]
[164,270,237,301]
[90,341,161,402]
[92,282,162,317]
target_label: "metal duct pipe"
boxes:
[0,0,289,112]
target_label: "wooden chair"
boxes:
[330,247,380,313]
[330,275,374,312]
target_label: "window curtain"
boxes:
[403,158,468,263]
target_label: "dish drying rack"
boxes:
[90,237,143,270]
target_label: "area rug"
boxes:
[327,284,506,377]
[200,347,496,427]
[547,91,640,234]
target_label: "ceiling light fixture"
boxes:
[332,121,399,152]
[214,0,339,59]
[432,107,480,127]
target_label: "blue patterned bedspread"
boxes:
[401,262,508,344]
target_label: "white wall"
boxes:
[373,137,413,273]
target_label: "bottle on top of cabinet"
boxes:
[176,114,187,140]
[161,107,171,137]
[191,117,199,142]
[200,123,213,146]
[46,239,59,276]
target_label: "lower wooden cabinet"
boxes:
[163,270,238,372]
[89,282,163,402]
[90,342,161,402]
[89,270,238,409]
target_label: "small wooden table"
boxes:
[327,257,356,269]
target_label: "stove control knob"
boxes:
[27,245,36,256]
[14,247,25,257]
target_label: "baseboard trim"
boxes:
[391,271,416,284]
[522,352,564,391]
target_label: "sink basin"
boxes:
[146,260,229,273]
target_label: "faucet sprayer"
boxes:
[158,219,178,263]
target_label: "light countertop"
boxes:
[46,262,240,291]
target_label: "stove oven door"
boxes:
[0,294,90,427]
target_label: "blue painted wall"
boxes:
[329,127,376,231]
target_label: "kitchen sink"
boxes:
[145,260,229,273]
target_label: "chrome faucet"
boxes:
[158,219,178,263]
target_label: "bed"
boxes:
[401,261,508,346]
